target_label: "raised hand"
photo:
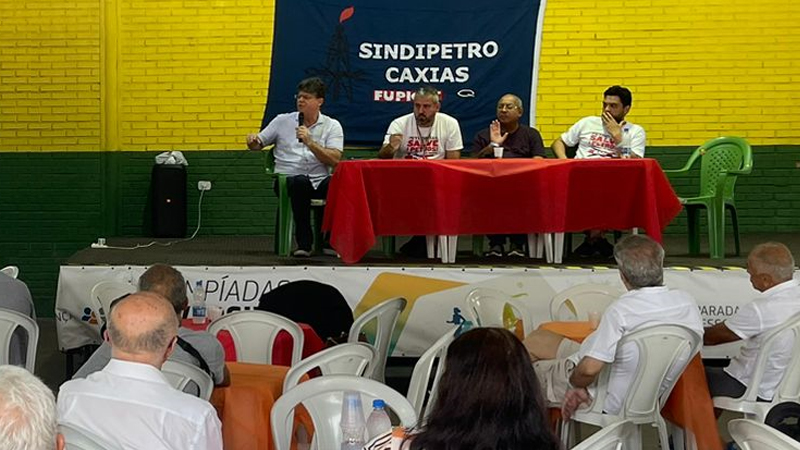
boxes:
[489,120,508,145]
[246,133,262,151]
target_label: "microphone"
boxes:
[297,112,304,143]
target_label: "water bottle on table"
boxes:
[192,280,207,324]
[366,399,392,441]
[340,391,366,450]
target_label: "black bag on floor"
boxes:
[765,402,800,442]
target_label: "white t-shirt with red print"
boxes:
[383,112,463,160]
[561,116,646,159]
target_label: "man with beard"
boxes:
[378,85,463,160]
[471,93,545,257]
[551,86,646,257]
[379,86,463,257]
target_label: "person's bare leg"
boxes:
[523,328,566,362]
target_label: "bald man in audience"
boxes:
[58,292,223,450]
[0,365,65,450]
[705,242,800,403]
[523,235,703,419]
[74,264,229,386]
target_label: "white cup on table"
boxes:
[207,305,224,323]
[493,146,504,158]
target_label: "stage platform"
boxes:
[64,232,800,268]
[57,232,799,359]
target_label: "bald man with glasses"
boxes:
[471,93,545,257]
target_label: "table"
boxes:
[181,319,326,365]
[322,159,682,263]
[211,362,313,450]
[540,321,722,450]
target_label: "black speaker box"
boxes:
[151,164,187,238]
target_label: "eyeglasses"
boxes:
[294,93,317,101]
[497,103,519,111]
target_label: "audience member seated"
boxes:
[74,264,228,386]
[704,242,800,402]
[523,235,703,419]
[58,292,222,450]
[256,279,353,343]
[550,85,646,258]
[366,327,560,450]
[378,86,463,258]
[0,269,36,367]
[471,93,546,258]
[0,365,65,450]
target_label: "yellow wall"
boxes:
[1,0,798,151]
[537,0,800,145]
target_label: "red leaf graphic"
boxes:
[339,6,354,23]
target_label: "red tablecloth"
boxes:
[322,159,682,263]
[181,319,326,365]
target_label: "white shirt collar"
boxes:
[762,278,800,297]
[104,358,170,385]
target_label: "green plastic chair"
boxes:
[265,149,326,257]
[664,136,753,259]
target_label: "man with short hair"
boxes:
[58,292,223,450]
[379,86,463,257]
[551,85,647,258]
[74,264,228,386]
[0,365,65,450]
[0,269,35,366]
[472,93,545,257]
[378,85,463,160]
[704,242,800,402]
[523,235,703,418]
[247,77,344,257]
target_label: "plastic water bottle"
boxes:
[191,280,207,324]
[366,399,392,441]
[340,391,366,450]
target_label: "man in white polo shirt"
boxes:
[523,235,703,418]
[247,77,344,257]
[58,292,222,450]
[704,242,800,402]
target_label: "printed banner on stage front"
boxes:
[262,0,545,145]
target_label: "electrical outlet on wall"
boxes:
[198,181,212,191]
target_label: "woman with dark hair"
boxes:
[406,327,561,450]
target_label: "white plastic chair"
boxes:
[282,342,376,393]
[59,423,122,450]
[271,375,417,450]
[161,359,215,401]
[0,309,39,371]
[207,310,304,365]
[89,280,135,323]
[713,312,800,422]
[561,324,702,450]
[463,287,534,335]
[550,283,622,321]
[1,265,19,279]
[570,419,637,450]
[729,418,800,450]
[348,297,407,383]
[406,325,459,421]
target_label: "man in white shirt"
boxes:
[247,77,344,257]
[58,292,223,450]
[0,365,65,450]
[378,86,463,161]
[74,264,228,387]
[523,235,703,419]
[704,242,800,402]
[378,86,463,257]
[551,85,647,258]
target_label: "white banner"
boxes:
[56,265,767,358]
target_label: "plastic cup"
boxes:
[494,146,504,158]
[207,306,223,322]
[588,311,601,330]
